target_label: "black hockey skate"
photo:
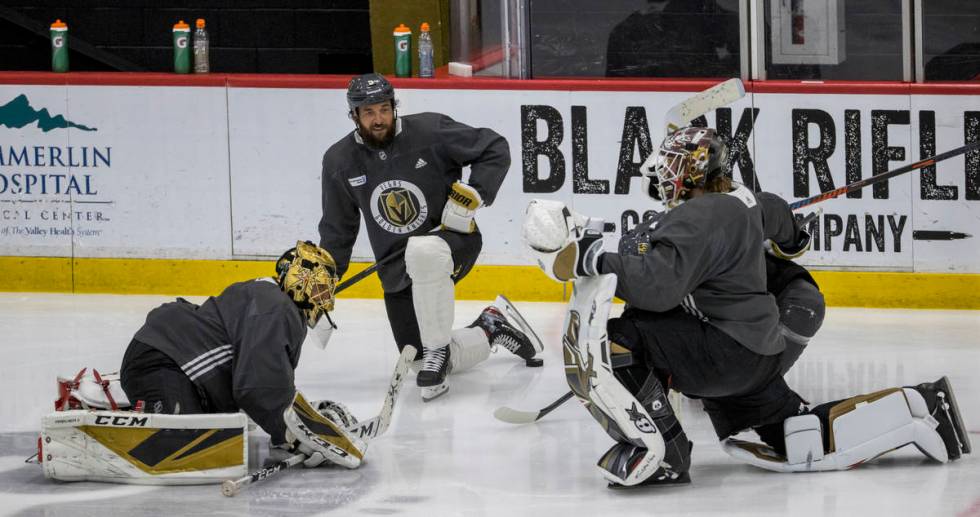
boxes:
[912,376,972,460]
[603,441,694,490]
[471,304,542,367]
[607,470,692,490]
[417,345,450,402]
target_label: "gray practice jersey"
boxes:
[318,112,510,292]
[757,191,806,250]
[600,184,782,355]
[133,278,307,443]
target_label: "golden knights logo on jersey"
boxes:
[370,179,429,234]
[383,188,417,225]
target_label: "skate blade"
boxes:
[421,383,449,402]
[493,294,544,353]
[938,376,972,454]
[606,471,691,490]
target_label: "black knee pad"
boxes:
[778,279,826,339]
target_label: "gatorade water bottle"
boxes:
[193,18,209,73]
[394,24,412,78]
[50,19,69,73]
[418,22,434,78]
[173,20,190,74]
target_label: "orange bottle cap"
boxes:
[173,20,190,30]
[394,23,411,33]
[420,22,430,31]
[51,19,67,29]
[196,18,205,29]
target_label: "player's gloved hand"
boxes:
[441,182,483,233]
[765,228,811,260]
[283,391,366,469]
[522,199,604,282]
[265,442,299,468]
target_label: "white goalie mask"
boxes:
[640,126,730,211]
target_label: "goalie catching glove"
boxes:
[522,199,604,282]
[283,391,366,468]
[441,182,482,233]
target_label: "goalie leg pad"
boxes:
[448,326,491,373]
[724,388,949,472]
[562,275,688,487]
[783,414,824,465]
[405,235,455,350]
[40,410,247,485]
[283,391,366,469]
[597,367,692,488]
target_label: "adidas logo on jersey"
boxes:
[415,158,427,169]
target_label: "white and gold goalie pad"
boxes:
[40,410,248,485]
[723,388,947,472]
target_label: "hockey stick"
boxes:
[335,244,407,294]
[220,345,415,497]
[493,391,574,425]
[788,141,980,211]
[664,78,746,134]
[344,345,416,440]
[221,453,306,497]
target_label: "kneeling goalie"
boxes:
[522,126,971,488]
[39,241,367,485]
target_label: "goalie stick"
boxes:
[343,345,416,440]
[664,77,746,134]
[493,391,574,425]
[221,345,416,497]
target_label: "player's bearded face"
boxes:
[355,101,396,147]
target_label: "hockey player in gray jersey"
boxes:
[523,126,970,487]
[120,241,368,470]
[318,73,541,401]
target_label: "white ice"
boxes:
[0,293,977,516]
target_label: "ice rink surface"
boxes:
[0,293,978,517]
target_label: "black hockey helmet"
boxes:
[347,73,395,113]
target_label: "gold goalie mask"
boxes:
[276,241,339,328]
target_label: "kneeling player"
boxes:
[40,242,368,485]
[522,127,969,487]
[318,73,542,401]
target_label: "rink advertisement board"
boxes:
[0,84,232,259]
[2,79,978,273]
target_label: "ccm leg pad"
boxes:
[40,410,247,485]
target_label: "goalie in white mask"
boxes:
[522,127,970,488]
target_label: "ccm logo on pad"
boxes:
[94,415,149,427]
